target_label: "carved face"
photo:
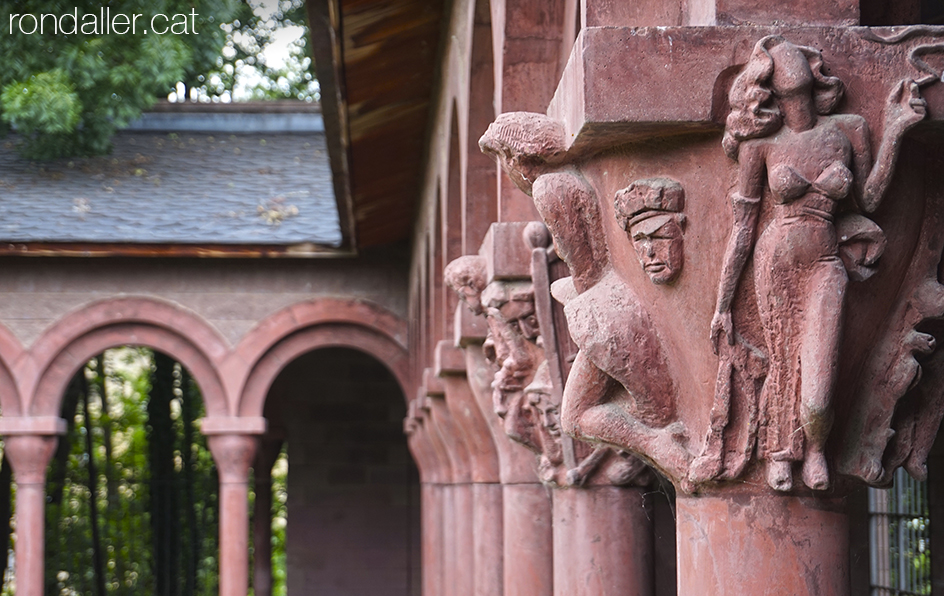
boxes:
[768,41,814,99]
[482,281,542,418]
[629,214,684,284]
[528,391,561,438]
[486,302,539,418]
[502,392,541,452]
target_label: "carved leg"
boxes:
[564,351,692,482]
[799,263,847,490]
[766,460,793,491]
[560,350,609,438]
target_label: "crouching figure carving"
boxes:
[445,222,649,488]
[481,117,694,486]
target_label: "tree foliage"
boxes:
[185,0,318,102]
[0,0,243,158]
[37,349,222,596]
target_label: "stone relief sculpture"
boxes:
[445,229,648,488]
[478,32,944,498]
[614,178,687,285]
[709,35,927,491]
[480,116,693,485]
[523,221,649,488]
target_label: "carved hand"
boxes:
[710,309,734,355]
[885,80,927,137]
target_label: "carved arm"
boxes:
[711,140,765,352]
[858,80,927,213]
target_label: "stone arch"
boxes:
[0,323,26,416]
[28,297,230,418]
[235,298,410,418]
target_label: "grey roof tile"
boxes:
[0,131,341,246]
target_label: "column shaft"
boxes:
[553,486,654,596]
[503,483,553,596]
[677,494,849,596]
[207,434,258,596]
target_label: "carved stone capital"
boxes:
[208,434,259,485]
[480,27,944,497]
[3,434,58,486]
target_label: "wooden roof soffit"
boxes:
[307,0,445,249]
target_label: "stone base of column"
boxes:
[503,483,553,596]
[677,493,849,596]
[553,486,654,596]
[473,483,503,596]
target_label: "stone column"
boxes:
[252,433,284,596]
[424,369,473,596]
[676,494,849,595]
[406,391,452,596]
[444,225,558,596]
[203,417,266,596]
[437,336,504,596]
[553,487,653,595]
[0,417,65,596]
[480,19,944,593]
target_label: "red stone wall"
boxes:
[0,249,408,349]
[270,348,420,596]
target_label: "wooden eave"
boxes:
[308,0,445,249]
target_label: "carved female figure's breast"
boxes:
[765,120,854,206]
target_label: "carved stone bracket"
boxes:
[479,26,944,497]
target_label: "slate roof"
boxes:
[0,128,342,248]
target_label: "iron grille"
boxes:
[869,467,932,596]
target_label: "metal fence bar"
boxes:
[869,468,931,596]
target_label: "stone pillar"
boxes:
[424,368,474,596]
[203,417,266,596]
[0,418,65,596]
[479,19,944,592]
[553,487,653,595]
[444,225,560,596]
[676,494,848,595]
[436,339,503,596]
[406,391,453,596]
[252,433,284,596]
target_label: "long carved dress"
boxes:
[751,120,853,463]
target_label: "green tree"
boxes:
[0,0,243,158]
[37,349,225,596]
[187,0,317,102]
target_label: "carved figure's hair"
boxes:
[723,35,844,159]
[481,281,534,310]
[479,112,567,163]
[614,178,685,230]
[444,255,487,295]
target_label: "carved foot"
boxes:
[801,451,830,491]
[766,460,793,492]
[688,453,722,484]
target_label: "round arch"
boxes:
[0,323,26,416]
[235,299,410,418]
[28,297,230,418]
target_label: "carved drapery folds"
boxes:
[479,29,944,496]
